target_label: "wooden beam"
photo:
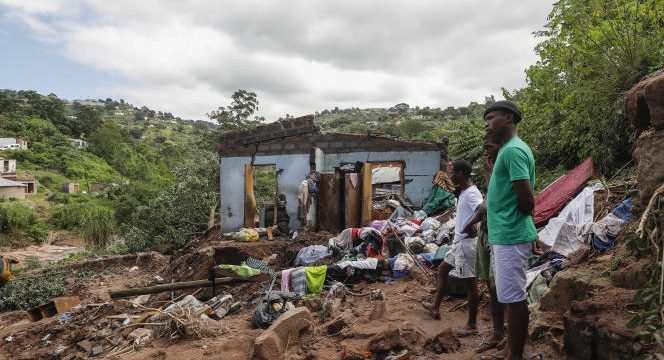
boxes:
[109,277,234,299]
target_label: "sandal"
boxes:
[475,339,501,353]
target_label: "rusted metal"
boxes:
[344,173,362,228]
[318,172,341,232]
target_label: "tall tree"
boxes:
[207,90,263,132]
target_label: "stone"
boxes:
[91,345,103,356]
[326,318,347,335]
[127,328,153,347]
[252,307,313,360]
[368,300,385,320]
[368,327,422,354]
[77,340,93,353]
[303,297,322,312]
[424,328,460,354]
[644,72,664,128]
[634,129,664,208]
[539,269,610,313]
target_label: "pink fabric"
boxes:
[281,268,295,292]
[534,158,599,227]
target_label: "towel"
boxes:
[305,265,328,294]
[281,268,295,292]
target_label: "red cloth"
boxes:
[533,158,599,227]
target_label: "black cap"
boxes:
[483,100,522,123]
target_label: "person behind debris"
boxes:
[484,100,537,360]
[264,194,290,235]
[297,171,321,227]
[421,171,456,215]
[463,136,506,353]
[423,160,483,336]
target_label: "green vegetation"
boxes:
[0,90,218,252]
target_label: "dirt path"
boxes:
[1,241,85,263]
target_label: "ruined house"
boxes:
[218,115,448,233]
[0,157,17,179]
[0,178,26,200]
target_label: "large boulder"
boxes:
[634,129,664,208]
[539,269,610,313]
[644,71,664,129]
[251,307,313,360]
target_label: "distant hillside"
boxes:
[62,98,217,148]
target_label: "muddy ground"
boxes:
[0,224,648,360]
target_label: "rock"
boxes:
[53,345,68,357]
[326,318,347,335]
[128,328,153,347]
[424,328,460,354]
[303,297,322,312]
[644,71,664,128]
[77,340,93,353]
[91,345,103,356]
[539,269,610,313]
[610,257,649,289]
[368,327,422,354]
[624,80,651,130]
[634,129,664,208]
[252,307,313,360]
[369,300,386,320]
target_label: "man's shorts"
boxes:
[475,226,492,282]
[444,237,478,279]
[491,242,532,304]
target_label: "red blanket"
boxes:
[534,158,599,227]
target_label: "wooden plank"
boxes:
[344,173,362,228]
[318,173,341,232]
[361,163,373,226]
[244,164,256,228]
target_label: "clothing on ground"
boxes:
[491,242,532,303]
[487,136,537,245]
[294,245,333,267]
[291,267,307,296]
[217,264,261,278]
[305,265,327,294]
[444,236,478,278]
[336,258,379,270]
[281,268,295,292]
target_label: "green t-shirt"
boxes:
[487,136,537,244]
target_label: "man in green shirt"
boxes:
[484,101,536,360]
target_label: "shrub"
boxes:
[81,206,116,247]
[0,268,67,311]
[0,203,46,244]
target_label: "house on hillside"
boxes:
[218,115,448,233]
[0,138,28,150]
[15,174,39,195]
[62,183,80,194]
[0,178,26,200]
[69,139,88,149]
[0,158,17,179]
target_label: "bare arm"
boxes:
[463,201,486,236]
[513,179,535,216]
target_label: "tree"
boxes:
[123,150,219,253]
[74,105,102,137]
[513,0,664,171]
[207,90,262,132]
[394,103,410,116]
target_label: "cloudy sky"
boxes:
[0,1,552,120]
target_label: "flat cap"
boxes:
[483,100,522,123]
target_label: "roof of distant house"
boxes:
[0,178,26,187]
